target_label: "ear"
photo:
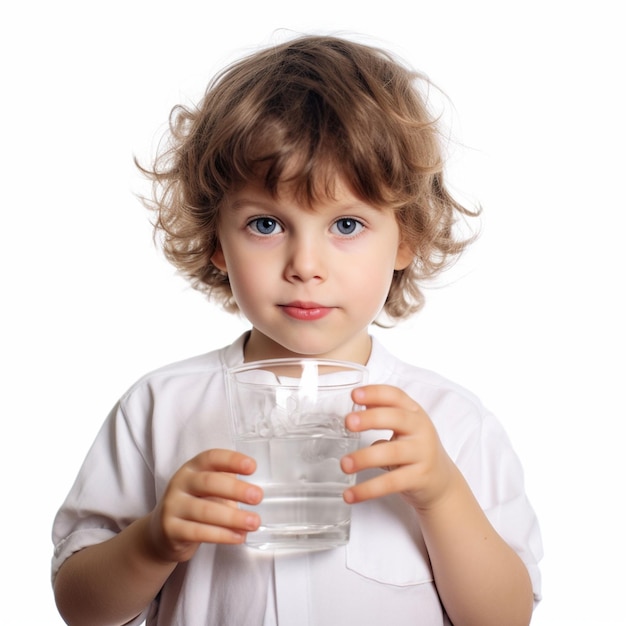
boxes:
[210,247,228,273]
[394,240,414,271]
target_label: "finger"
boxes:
[353,385,421,411]
[341,438,416,474]
[184,470,263,505]
[190,448,257,475]
[346,406,421,437]
[176,492,261,532]
[371,439,393,471]
[164,512,254,546]
[344,466,418,503]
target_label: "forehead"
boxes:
[225,176,379,214]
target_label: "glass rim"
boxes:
[226,357,368,376]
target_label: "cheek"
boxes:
[228,267,259,304]
[343,257,395,306]
[226,262,275,322]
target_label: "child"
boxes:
[52,35,542,626]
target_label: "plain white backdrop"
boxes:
[2,1,624,624]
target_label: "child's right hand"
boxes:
[146,449,263,564]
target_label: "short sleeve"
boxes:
[51,399,156,583]
[454,411,543,605]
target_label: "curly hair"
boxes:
[138,35,479,323]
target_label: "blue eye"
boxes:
[332,218,363,236]
[249,217,282,235]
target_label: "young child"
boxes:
[52,35,542,626]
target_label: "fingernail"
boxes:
[246,486,262,503]
[346,413,361,430]
[240,458,254,473]
[341,456,354,473]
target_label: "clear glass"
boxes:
[226,358,367,551]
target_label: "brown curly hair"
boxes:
[138,35,478,323]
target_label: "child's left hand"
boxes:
[341,385,535,625]
[340,384,456,511]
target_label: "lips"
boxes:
[280,301,333,321]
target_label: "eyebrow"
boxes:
[227,194,381,215]
[227,198,261,211]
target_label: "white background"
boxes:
[2,1,624,624]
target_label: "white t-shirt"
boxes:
[52,333,542,625]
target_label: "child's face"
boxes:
[211,178,413,363]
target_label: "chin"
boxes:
[249,322,365,361]
[270,336,339,359]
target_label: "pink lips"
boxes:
[280,301,333,321]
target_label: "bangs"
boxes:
[229,115,349,207]
[223,107,417,211]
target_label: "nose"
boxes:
[284,234,327,283]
